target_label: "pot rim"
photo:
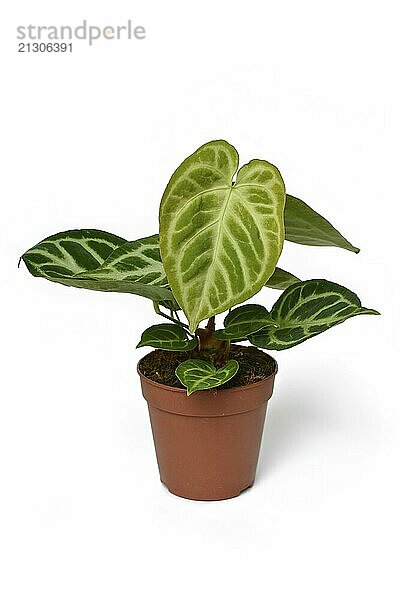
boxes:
[137,351,278,395]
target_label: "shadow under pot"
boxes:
[138,354,278,501]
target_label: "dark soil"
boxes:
[138,344,277,389]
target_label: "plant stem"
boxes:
[152,302,191,331]
[173,311,182,322]
[205,316,216,333]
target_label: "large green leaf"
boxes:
[265,267,300,290]
[137,324,197,351]
[81,235,167,285]
[249,279,379,350]
[159,140,286,332]
[175,359,239,395]
[285,195,360,253]
[21,230,175,303]
[215,304,277,341]
[22,229,127,277]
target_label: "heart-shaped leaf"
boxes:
[175,359,239,395]
[214,304,277,340]
[285,195,360,253]
[137,324,197,351]
[159,140,286,332]
[265,267,300,290]
[249,279,379,350]
[21,230,175,303]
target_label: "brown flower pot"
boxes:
[138,355,278,501]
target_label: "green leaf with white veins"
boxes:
[22,229,127,278]
[21,230,175,303]
[285,195,360,253]
[176,359,239,395]
[159,140,286,332]
[214,304,277,340]
[82,235,167,285]
[249,279,379,350]
[137,324,197,351]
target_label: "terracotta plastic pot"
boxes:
[138,355,278,501]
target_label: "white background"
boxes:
[1,1,399,598]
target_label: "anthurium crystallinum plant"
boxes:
[21,140,379,500]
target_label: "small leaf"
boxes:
[137,324,197,351]
[285,195,360,253]
[265,267,300,290]
[159,140,286,332]
[214,304,277,340]
[249,279,379,350]
[175,359,239,395]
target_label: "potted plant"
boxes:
[21,140,379,501]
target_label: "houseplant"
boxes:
[21,140,378,501]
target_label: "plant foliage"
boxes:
[176,359,239,395]
[137,324,197,352]
[248,280,379,350]
[22,231,174,302]
[159,140,286,332]
[214,304,277,341]
[21,140,378,394]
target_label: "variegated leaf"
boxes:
[249,279,379,350]
[159,140,286,332]
[175,359,239,395]
[265,267,300,290]
[21,230,175,303]
[285,195,360,253]
[215,304,277,340]
[137,324,197,351]
[22,229,127,277]
[81,235,167,286]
